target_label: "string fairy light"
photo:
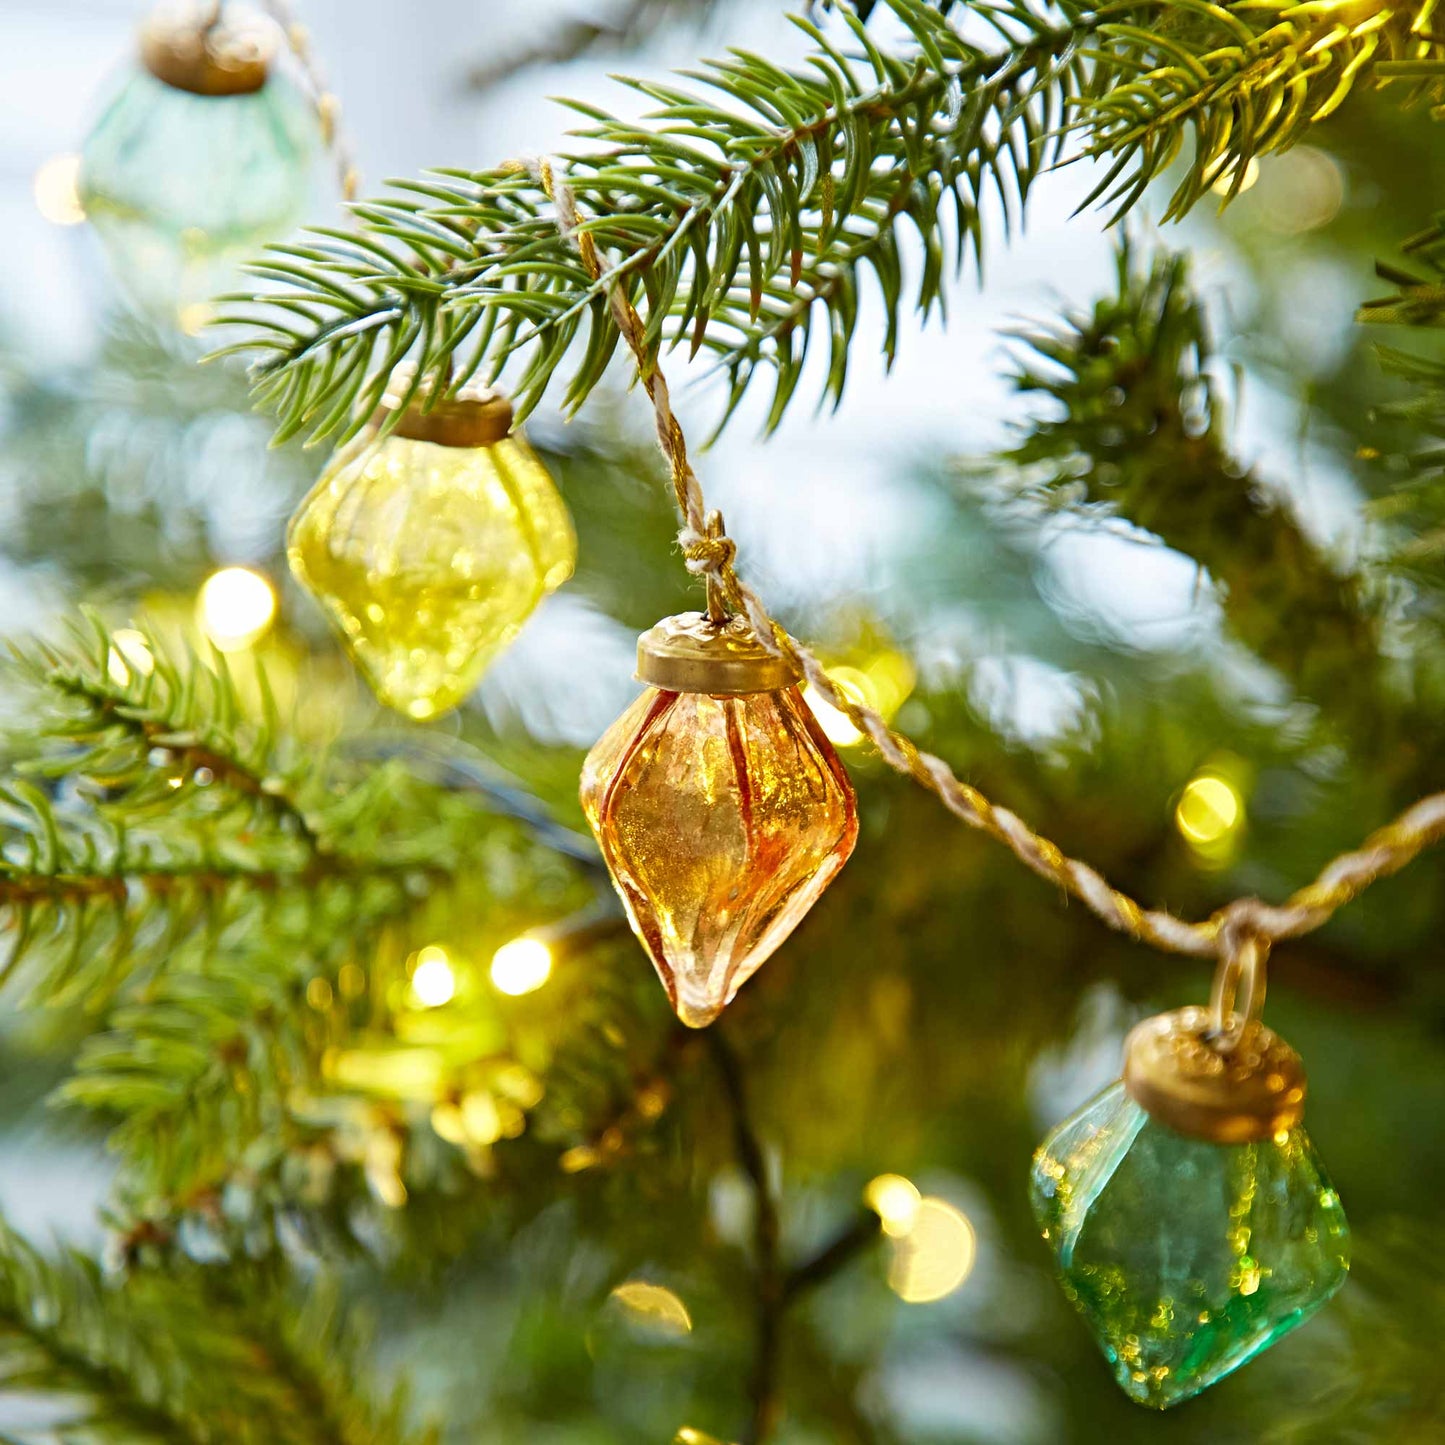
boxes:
[527,153,1445,975]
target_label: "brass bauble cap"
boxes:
[1123,1006,1307,1145]
[141,5,274,96]
[637,612,799,695]
[373,369,514,449]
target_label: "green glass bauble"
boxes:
[1030,1080,1349,1408]
[78,42,313,320]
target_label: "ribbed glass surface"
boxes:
[581,684,857,1026]
[288,430,576,719]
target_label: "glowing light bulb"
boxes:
[1175,774,1244,847]
[34,154,85,226]
[609,1280,693,1336]
[107,628,155,686]
[410,945,456,1007]
[887,1196,977,1304]
[865,1173,922,1237]
[490,936,552,996]
[198,566,277,652]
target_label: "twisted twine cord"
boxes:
[260,0,361,203]
[531,156,1445,969]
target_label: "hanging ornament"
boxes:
[287,371,577,720]
[1030,934,1349,1408]
[581,523,858,1027]
[78,1,314,321]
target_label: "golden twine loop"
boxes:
[1210,924,1270,1049]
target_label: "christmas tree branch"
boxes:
[0,1221,428,1445]
[997,243,1381,706]
[707,1028,783,1445]
[223,1,1442,447]
[707,1027,887,1443]
[0,622,581,1007]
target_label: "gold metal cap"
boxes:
[372,367,515,449]
[1122,1005,1307,1145]
[140,5,274,96]
[636,612,799,695]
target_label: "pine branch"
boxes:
[222,1,1440,448]
[0,1219,430,1445]
[996,242,1381,698]
[0,622,569,1007]
[1355,217,1445,591]
[1077,0,1445,221]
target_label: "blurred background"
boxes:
[2,1,1444,1442]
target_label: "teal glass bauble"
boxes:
[1031,1079,1349,1408]
[78,10,314,322]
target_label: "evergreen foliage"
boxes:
[5,0,1445,1439]
[220,0,1445,445]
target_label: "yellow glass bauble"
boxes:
[287,382,576,719]
[581,611,858,1027]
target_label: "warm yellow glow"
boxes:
[461,1089,503,1145]
[802,651,915,748]
[675,1431,733,1445]
[410,945,457,1007]
[490,936,553,996]
[107,629,155,686]
[1175,774,1244,846]
[1211,155,1260,197]
[431,1090,505,1148]
[431,1101,468,1146]
[34,154,84,225]
[326,1045,444,1100]
[803,669,869,746]
[887,1197,977,1304]
[305,976,333,1011]
[198,566,277,652]
[865,1173,922,1237]
[610,1280,693,1335]
[365,1133,407,1208]
[177,301,213,337]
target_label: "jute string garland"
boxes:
[525,153,1445,971]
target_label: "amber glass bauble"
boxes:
[581,613,857,1026]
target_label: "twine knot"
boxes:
[680,527,737,576]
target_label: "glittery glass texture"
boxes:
[79,70,313,317]
[580,685,858,1027]
[1030,1081,1349,1408]
[288,430,576,719]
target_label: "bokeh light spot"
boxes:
[198,566,277,652]
[609,1280,693,1336]
[865,1173,922,1237]
[887,1196,977,1304]
[34,154,84,225]
[410,945,456,1007]
[107,629,155,686]
[1210,156,1260,197]
[1175,774,1243,846]
[490,936,552,996]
